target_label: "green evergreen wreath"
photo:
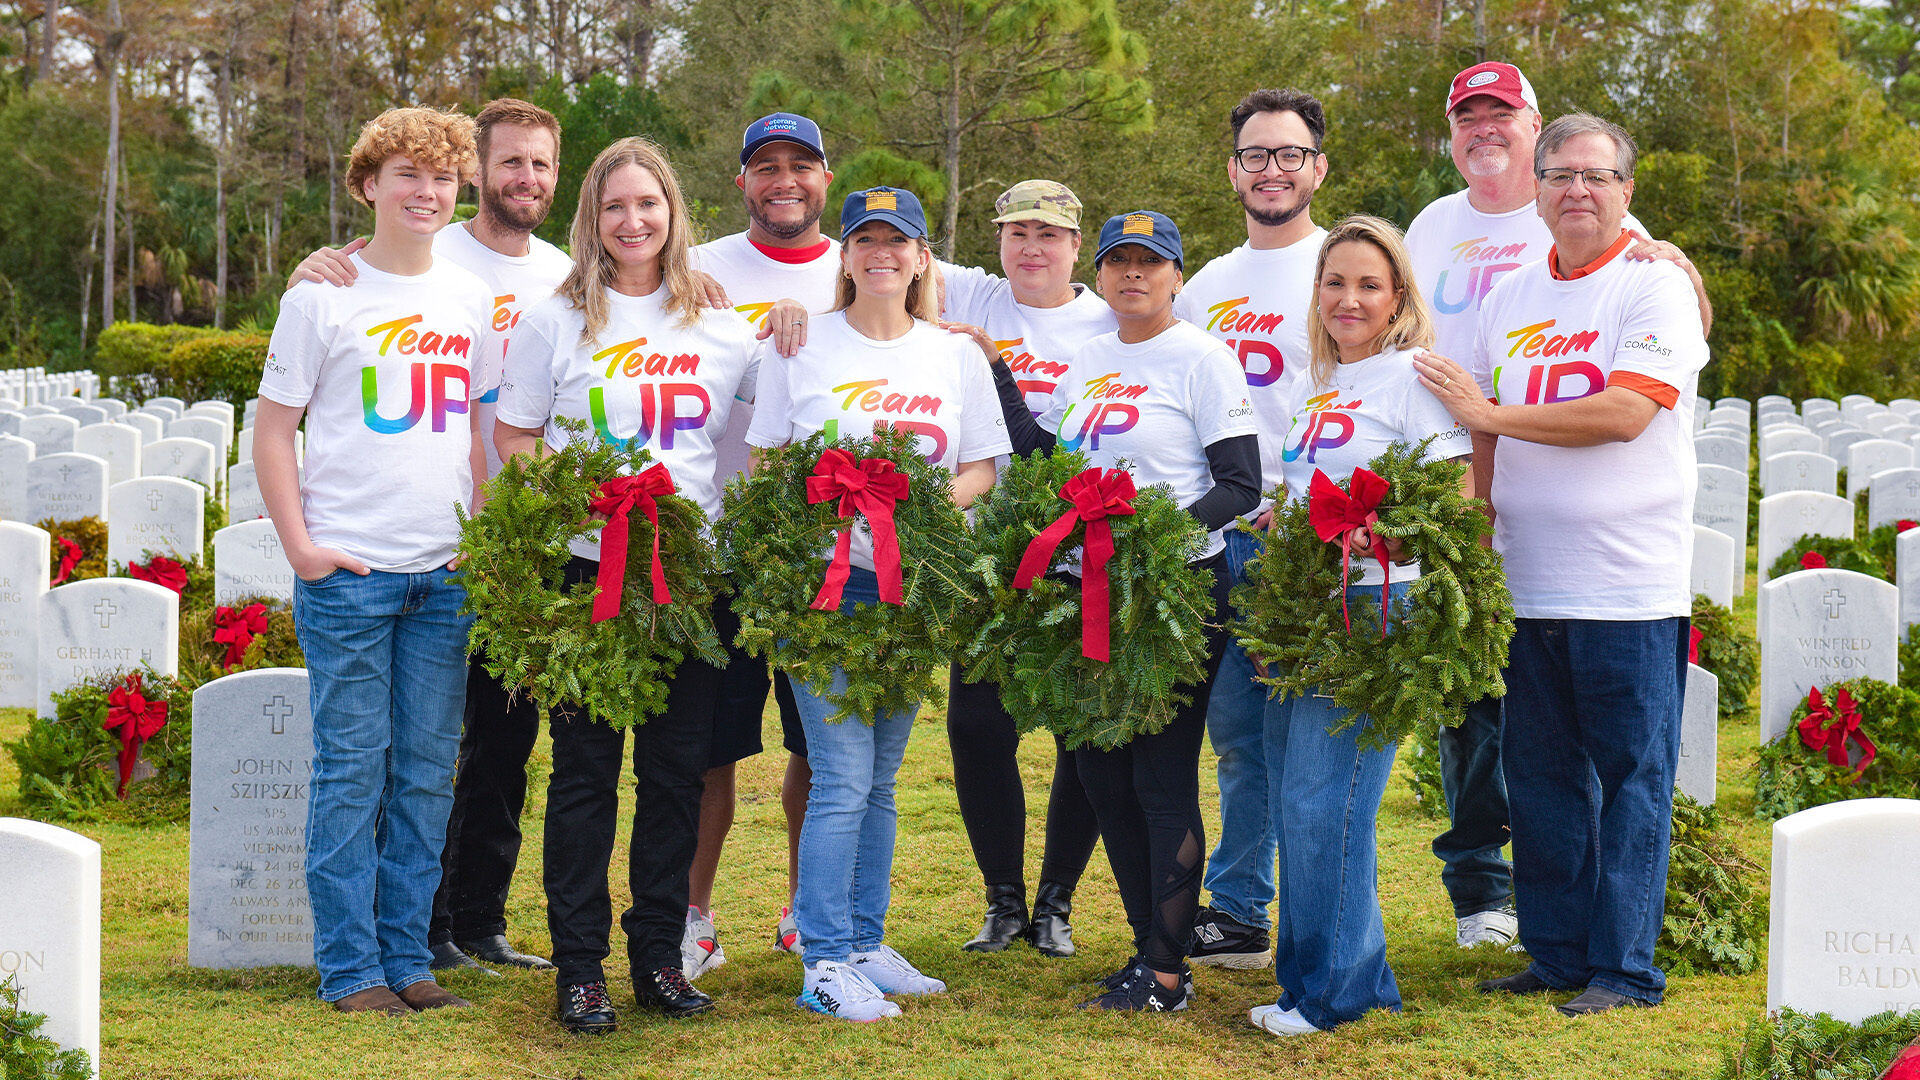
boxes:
[3,670,194,823]
[1233,440,1514,751]
[1716,1007,1920,1080]
[457,420,726,729]
[180,597,304,685]
[955,449,1214,750]
[1752,677,1920,820]
[1692,594,1758,722]
[1658,793,1764,977]
[718,429,979,722]
[1766,533,1885,581]
[0,975,92,1080]
[1860,519,1913,580]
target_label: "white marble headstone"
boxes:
[118,409,163,445]
[1695,433,1748,474]
[0,434,32,522]
[72,421,141,487]
[18,412,78,455]
[1868,468,1920,532]
[1849,440,1916,501]
[1829,428,1876,464]
[0,818,99,1069]
[1695,463,1750,595]
[36,577,179,717]
[1678,662,1718,806]
[1758,569,1897,743]
[1690,524,1737,607]
[0,522,50,708]
[1762,428,1824,460]
[188,668,316,969]
[226,462,266,523]
[1901,529,1920,636]
[141,437,217,491]
[1757,491,1853,587]
[1762,451,1838,498]
[185,400,236,427]
[1768,798,1920,1023]
[25,452,108,525]
[145,396,186,415]
[213,520,293,605]
[107,476,205,569]
[92,398,127,419]
[54,402,107,429]
[168,415,231,471]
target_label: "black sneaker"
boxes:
[557,981,617,1035]
[1078,964,1191,1012]
[1190,905,1272,969]
[1097,954,1147,992]
[635,965,715,1018]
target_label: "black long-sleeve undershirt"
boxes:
[991,359,1261,533]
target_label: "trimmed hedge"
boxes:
[93,322,216,377]
[154,332,269,410]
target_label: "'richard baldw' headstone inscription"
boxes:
[188,667,314,968]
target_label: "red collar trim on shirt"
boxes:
[750,237,832,264]
[1547,230,1633,281]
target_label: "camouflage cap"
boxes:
[991,179,1083,230]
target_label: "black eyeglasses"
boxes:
[1232,145,1320,173]
[1537,167,1629,190]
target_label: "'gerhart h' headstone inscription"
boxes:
[36,577,179,718]
[1758,569,1898,743]
[188,667,315,969]
[0,818,100,1069]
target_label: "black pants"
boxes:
[429,656,541,946]
[1074,554,1232,974]
[543,556,721,985]
[946,668,1099,891]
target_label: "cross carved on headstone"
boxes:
[1907,479,1920,498]
[1823,589,1847,619]
[93,599,118,627]
[1801,505,1820,523]
[146,490,164,512]
[1797,462,1810,477]
[57,464,72,485]
[263,695,293,736]
[169,447,184,466]
[254,534,280,560]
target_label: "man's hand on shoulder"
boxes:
[287,237,368,290]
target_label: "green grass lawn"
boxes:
[0,592,1776,1079]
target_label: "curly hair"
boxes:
[345,107,478,206]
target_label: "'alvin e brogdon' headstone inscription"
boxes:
[188,667,315,968]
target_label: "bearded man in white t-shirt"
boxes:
[1173,87,1330,972]
[289,99,571,977]
[1404,62,1712,953]
[1414,113,1709,1017]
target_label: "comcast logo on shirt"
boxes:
[1624,333,1673,357]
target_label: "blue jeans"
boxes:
[790,568,920,964]
[1503,616,1687,1003]
[1265,581,1406,1029]
[1202,527,1276,930]
[1432,694,1514,916]
[294,567,473,1001]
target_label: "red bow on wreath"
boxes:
[1798,686,1877,773]
[587,464,677,624]
[1013,468,1138,663]
[1900,520,1920,533]
[1800,550,1828,571]
[1307,467,1394,635]
[129,555,188,595]
[1689,625,1703,665]
[806,448,911,610]
[103,672,169,799]
[52,536,82,585]
[213,603,269,670]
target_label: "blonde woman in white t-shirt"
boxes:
[492,137,760,1034]
[1249,215,1470,1038]
[744,186,1011,1022]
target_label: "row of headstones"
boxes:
[0,394,239,524]
[0,366,98,405]
[0,520,294,711]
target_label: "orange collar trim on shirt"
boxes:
[1547,230,1633,281]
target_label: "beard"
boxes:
[1240,183,1312,229]
[747,193,825,241]
[481,181,553,232]
[1462,143,1512,179]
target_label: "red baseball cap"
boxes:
[1445,62,1539,115]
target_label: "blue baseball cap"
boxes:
[739,112,827,168]
[840,187,928,240]
[1095,210,1183,266]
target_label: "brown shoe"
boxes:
[332,987,411,1016]
[396,980,472,1010]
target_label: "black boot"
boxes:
[1028,880,1076,958]
[963,883,1030,952]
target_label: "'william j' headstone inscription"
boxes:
[0,818,100,1069]
[189,667,316,969]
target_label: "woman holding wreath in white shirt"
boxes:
[744,186,1011,1022]
[1247,215,1470,1038]
[492,137,761,1036]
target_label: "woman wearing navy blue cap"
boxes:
[995,209,1262,1010]
[745,186,1011,1022]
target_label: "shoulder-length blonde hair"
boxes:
[831,225,940,322]
[557,137,702,343]
[1305,215,1437,387]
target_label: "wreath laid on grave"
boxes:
[1657,793,1764,977]
[1752,677,1920,820]
[954,449,1214,750]
[1233,440,1514,751]
[111,552,215,614]
[1767,534,1886,582]
[1692,595,1758,722]
[2,670,194,823]
[718,429,979,722]
[457,419,726,729]
[35,517,106,584]
[1860,518,1919,580]
[0,975,92,1080]
[179,598,303,685]
[1715,1007,1920,1080]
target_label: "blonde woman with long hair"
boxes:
[493,136,761,1034]
[1248,214,1470,1038]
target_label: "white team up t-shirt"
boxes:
[692,232,843,482]
[938,261,1116,418]
[495,289,761,560]
[1037,321,1259,561]
[433,222,572,478]
[1174,230,1327,511]
[1276,346,1470,585]
[260,253,498,572]
[1470,237,1709,620]
[746,311,1011,572]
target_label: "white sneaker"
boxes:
[1456,908,1519,949]
[1250,1002,1321,1037]
[681,907,727,979]
[850,943,947,995]
[796,960,902,1022]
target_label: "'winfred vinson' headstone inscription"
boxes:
[188,667,315,968]
[1757,569,1898,743]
